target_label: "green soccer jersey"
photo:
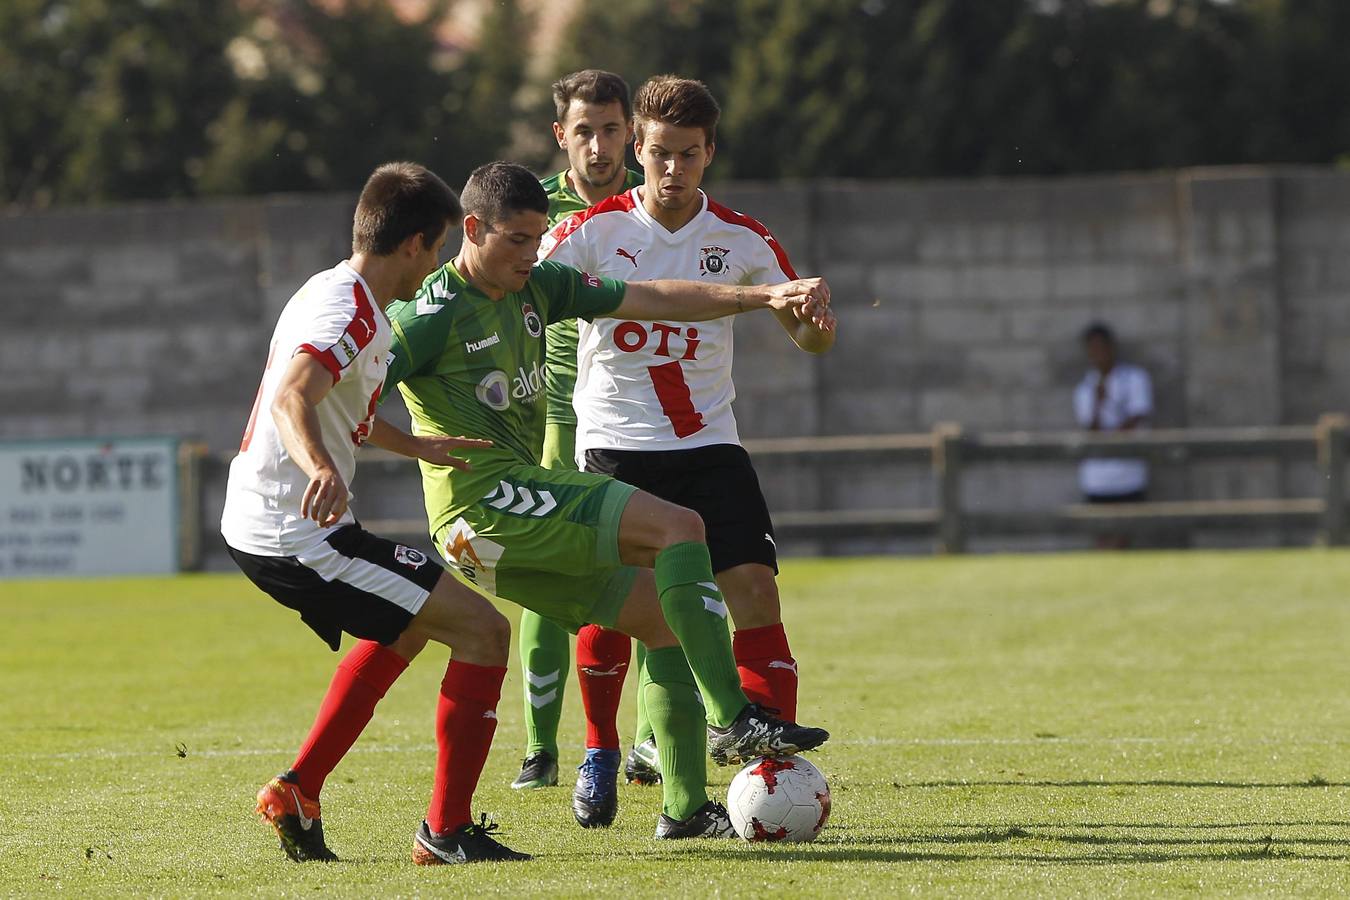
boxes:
[539,168,644,426]
[384,259,626,537]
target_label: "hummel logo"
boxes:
[703,595,728,619]
[616,247,642,268]
[289,787,314,831]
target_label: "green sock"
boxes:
[642,646,708,820]
[654,541,747,728]
[519,609,568,758]
[633,642,654,746]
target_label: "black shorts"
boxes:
[583,443,777,574]
[227,524,443,651]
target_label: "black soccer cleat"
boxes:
[411,816,532,864]
[624,738,662,786]
[706,703,830,767]
[255,774,338,862]
[572,748,620,828]
[654,800,736,839]
[510,750,559,790]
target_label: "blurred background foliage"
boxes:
[2,0,1348,207]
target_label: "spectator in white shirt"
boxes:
[1073,322,1153,547]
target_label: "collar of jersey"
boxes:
[557,168,642,207]
[338,259,389,323]
[438,260,500,302]
[632,187,709,245]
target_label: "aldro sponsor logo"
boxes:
[475,362,546,411]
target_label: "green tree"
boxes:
[201,0,530,195]
[0,0,243,205]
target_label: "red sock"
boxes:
[732,623,798,721]
[576,625,632,750]
[291,640,408,798]
[426,660,506,834]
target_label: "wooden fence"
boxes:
[194,413,1347,561]
[744,413,1348,552]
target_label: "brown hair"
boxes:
[632,75,720,144]
[352,162,461,256]
[552,69,632,122]
[460,161,549,225]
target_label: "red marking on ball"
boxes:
[750,757,797,794]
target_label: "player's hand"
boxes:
[794,296,836,332]
[301,468,349,527]
[414,434,494,471]
[764,277,830,312]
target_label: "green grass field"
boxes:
[4,550,1350,897]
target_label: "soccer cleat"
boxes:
[624,738,662,786]
[255,774,338,862]
[411,815,532,864]
[706,703,830,767]
[654,800,736,839]
[510,751,559,790]
[572,748,620,828]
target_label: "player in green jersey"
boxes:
[512,70,649,830]
[385,160,833,839]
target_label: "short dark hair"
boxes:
[552,69,632,122]
[633,75,720,144]
[352,162,460,256]
[460,161,548,226]
[1082,322,1116,344]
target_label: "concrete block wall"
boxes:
[2,167,1347,561]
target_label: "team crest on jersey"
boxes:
[521,302,543,338]
[476,370,512,411]
[394,545,429,569]
[699,246,730,276]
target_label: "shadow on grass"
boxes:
[731,823,1350,864]
[899,779,1350,789]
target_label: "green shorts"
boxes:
[432,459,638,633]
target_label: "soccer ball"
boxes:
[726,755,831,842]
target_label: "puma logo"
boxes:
[352,318,375,341]
[582,664,628,677]
[616,247,641,268]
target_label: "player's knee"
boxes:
[469,608,511,665]
[732,582,781,628]
[661,504,705,547]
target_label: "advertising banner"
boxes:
[0,438,180,578]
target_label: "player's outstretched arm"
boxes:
[609,277,832,324]
[368,418,493,471]
[271,352,348,527]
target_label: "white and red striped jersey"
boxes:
[221,261,389,555]
[540,187,797,458]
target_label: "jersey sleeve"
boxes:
[748,224,799,284]
[289,281,380,384]
[384,282,455,392]
[530,259,625,325]
[538,213,592,270]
